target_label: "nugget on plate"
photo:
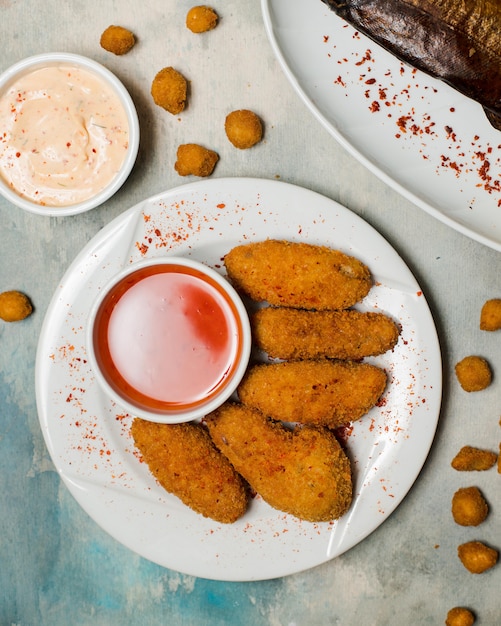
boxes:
[174,143,219,177]
[100,25,135,55]
[238,359,386,428]
[186,5,218,32]
[151,67,188,115]
[225,109,263,149]
[205,402,353,522]
[0,290,33,322]
[451,446,497,471]
[457,541,498,574]
[131,418,248,524]
[252,307,399,360]
[445,607,475,626]
[224,240,372,310]
[455,356,492,392]
[451,486,488,527]
[480,298,501,331]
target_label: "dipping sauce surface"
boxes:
[93,264,244,411]
[0,64,129,207]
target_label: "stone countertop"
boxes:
[1,1,500,624]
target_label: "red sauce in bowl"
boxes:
[92,262,245,412]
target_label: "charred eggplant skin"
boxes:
[321,0,501,128]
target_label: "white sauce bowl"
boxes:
[0,52,139,216]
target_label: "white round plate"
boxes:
[36,177,441,581]
[262,0,501,251]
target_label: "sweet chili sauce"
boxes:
[93,263,244,411]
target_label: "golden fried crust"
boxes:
[252,307,399,360]
[480,298,501,331]
[100,25,135,55]
[131,418,248,524]
[224,240,372,310]
[225,110,263,149]
[455,356,492,392]
[451,487,489,526]
[186,6,218,33]
[174,143,219,177]
[205,403,353,522]
[0,290,33,322]
[445,607,475,626]
[457,541,498,574]
[451,446,497,471]
[238,360,387,428]
[151,67,188,115]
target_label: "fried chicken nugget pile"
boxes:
[205,403,353,522]
[131,418,248,524]
[224,240,372,310]
[238,360,387,428]
[252,307,399,361]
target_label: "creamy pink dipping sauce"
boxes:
[0,64,129,207]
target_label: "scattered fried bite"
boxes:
[225,109,263,149]
[451,486,489,527]
[252,307,399,360]
[445,607,475,626]
[457,541,498,574]
[151,67,188,115]
[186,5,218,33]
[0,290,33,322]
[238,359,386,428]
[100,25,136,55]
[480,298,501,331]
[205,402,353,522]
[131,418,248,524]
[451,445,497,472]
[224,240,372,310]
[455,356,492,392]
[174,143,219,177]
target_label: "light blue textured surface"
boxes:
[1,1,500,625]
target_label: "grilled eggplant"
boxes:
[321,0,501,129]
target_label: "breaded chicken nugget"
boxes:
[451,446,497,471]
[480,298,501,331]
[451,486,489,526]
[238,359,386,428]
[457,541,498,574]
[186,6,218,33]
[151,67,188,115]
[205,403,352,522]
[445,607,475,626]
[0,290,33,322]
[224,240,371,310]
[252,307,399,360]
[225,109,263,149]
[174,143,219,177]
[131,418,248,524]
[455,356,492,392]
[100,25,135,55]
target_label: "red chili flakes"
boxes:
[369,101,380,113]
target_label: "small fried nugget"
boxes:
[451,445,497,471]
[445,607,475,626]
[174,143,219,177]
[252,307,399,360]
[455,356,492,392]
[205,403,352,522]
[224,240,372,310]
[151,67,188,115]
[238,359,387,428]
[186,5,218,33]
[131,418,248,524]
[100,25,135,55]
[225,109,263,149]
[457,541,498,574]
[480,298,501,331]
[0,290,33,322]
[451,486,488,526]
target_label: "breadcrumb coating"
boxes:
[480,298,501,331]
[224,240,372,310]
[457,541,498,574]
[151,67,188,115]
[455,355,492,392]
[100,25,135,55]
[174,143,219,177]
[205,402,353,522]
[0,290,33,322]
[451,486,488,526]
[445,607,475,626]
[186,6,218,33]
[451,446,497,471]
[225,109,263,149]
